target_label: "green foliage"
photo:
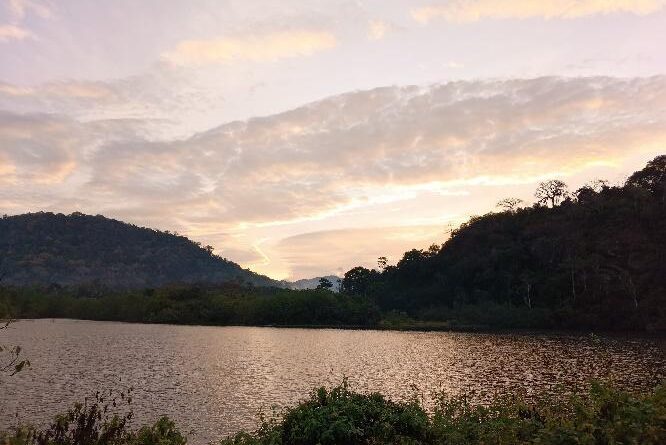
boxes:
[220,381,666,445]
[2,382,664,445]
[0,284,381,328]
[315,278,333,291]
[0,388,186,445]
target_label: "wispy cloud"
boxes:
[7,0,52,21]
[162,30,337,66]
[0,24,34,42]
[412,0,666,23]
[0,0,51,43]
[0,81,116,98]
[2,76,665,276]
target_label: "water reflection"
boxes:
[1,319,664,444]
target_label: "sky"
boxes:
[0,0,665,280]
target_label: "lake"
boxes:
[1,319,664,444]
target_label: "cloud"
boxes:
[0,81,117,98]
[6,0,52,20]
[5,76,666,221]
[0,24,34,42]
[0,74,216,138]
[0,112,91,185]
[0,0,51,43]
[162,30,337,66]
[1,76,665,276]
[368,20,389,40]
[412,0,666,23]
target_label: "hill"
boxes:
[0,212,277,289]
[340,155,666,331]
[284,275,341,291]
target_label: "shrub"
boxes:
[221,381,666,445]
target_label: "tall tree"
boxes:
[535,180,568,207]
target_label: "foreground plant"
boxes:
[1,388,186,445]
[221,381,666,445]
[2,381,664,445]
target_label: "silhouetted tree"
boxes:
[535,180,568,207]
[496,197,524,212]
[316,277,333,290]
[626,155,666,203]
[336,156,666,330]
[341,267,373,296]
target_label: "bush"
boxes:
[0,389,186,445]
[221,381,666,445]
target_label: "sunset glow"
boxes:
[1,0,665,279]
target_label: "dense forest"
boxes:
[0,212,276,288]
[1,156,664,331]
[339,155,666,331]
[0,284,378,327]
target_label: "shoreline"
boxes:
[11,317,666,340]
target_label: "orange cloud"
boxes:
[412,0,666,23]
[162,30,337,66]
[0,81,116,98]
[368,20,389,40]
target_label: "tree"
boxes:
[496,197,524,212]
[626,155,666,203]
[535,180,568,207]
[341,267,373,296]
[316,277,333,290]
[377,257,388,271]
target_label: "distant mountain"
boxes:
[284,275,341,292]
[0,212,277,288]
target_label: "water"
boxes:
[1,319,664,444]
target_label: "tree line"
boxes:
[1,156,664,331]
[338,155,666,331]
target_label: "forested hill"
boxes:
[340,155,666,331]
[0,212,277,288]
[2,157,665,331]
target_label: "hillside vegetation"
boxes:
[339,155,666,331]
[0,212,276,288]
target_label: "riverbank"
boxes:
[10,317,666,340]
[4,282,665,334]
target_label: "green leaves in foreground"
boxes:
[2,381,665,445]
[221,381,666,445]
[0,388,186,445]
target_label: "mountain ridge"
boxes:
[0,211,278,288]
